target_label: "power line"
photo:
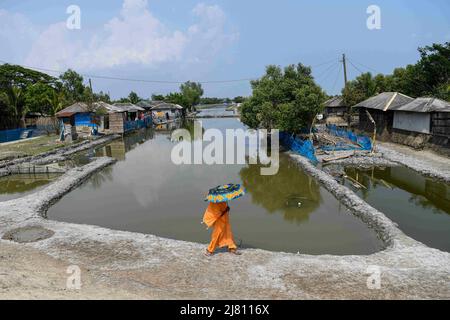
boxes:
[310,58,338,69]
[347,58,366,75]
[347,57,380,74]
[0,58,340,85]
[314,61,340,81]
[330,63,343,94]
[0,59,257,84]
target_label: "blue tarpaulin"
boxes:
[280,131,318,164]
[74,113,95,127]
[0,128,34,143]
[323,124,372,151]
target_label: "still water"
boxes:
[0,173,60,201]
[196,105,236,117]
[46,118,382,254]
[344,167,450,252]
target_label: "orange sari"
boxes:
[203,202,237,253]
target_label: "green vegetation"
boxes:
[343,42,450,106]
[151,81,204,112]
[0,64,111,131]
[241,63,326,133]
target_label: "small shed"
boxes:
[323,96,348,126]
[112,103,146,121]
[150,102,183,121]
[389,97,450,150]
[353,92,413,138]
[56,102,96,140]
[323,96,347,117]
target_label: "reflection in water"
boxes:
[88,166,114,189]
[0,173,61,201]
[47,118,382,254]
[240,156,321,224]
[345,166,450,252]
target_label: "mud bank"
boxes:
[377,144,450,183]
[0,135,119,170]
[0,154,449,298]
[318,152,398,169]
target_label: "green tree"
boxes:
[164,92,188,106]
[416,42,450,100]
[93,91,111,103]
[4,86,27,128]
[151,94,165,101]
[241,63,325,133]
[59,69,85,103]
[180,81,204,111]
[0,64,56,129]
[128,91,140,104]
[233,96,246,103]
[24,82,54,115]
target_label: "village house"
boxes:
[353,92,414,139]
[389,97,450,153]
[149,101,183,123]
[323,96,348,126]
[56,101,152,141]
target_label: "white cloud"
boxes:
[186,3,239,63]
[0,9,37,62]
[15,0,237,72]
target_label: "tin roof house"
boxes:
[56,101,151,139]
[150,101,183,123]
[353,92,414,139]
[323,96,348,126]
[389,97,450,151]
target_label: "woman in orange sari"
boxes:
[202,201,241,256]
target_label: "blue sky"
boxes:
[0,0,449,99]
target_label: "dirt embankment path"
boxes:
[377,141,450,183]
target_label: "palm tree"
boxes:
[3,86,27,128]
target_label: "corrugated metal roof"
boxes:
[56,101,123,117]
[353,92,414,111]
[324,96,345,107]
[150,102,183,110]
[112,102,145,112]
[389,97,450,113]
[136,100,153,109]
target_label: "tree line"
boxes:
[0,61,247,131]
[342,42,449,106]
[0,65,110,130]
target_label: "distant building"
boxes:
[353,92,414,139]
[323,96,348,126]
[56,101,151,140]
[149,101,183,123]
[323,96,347,117]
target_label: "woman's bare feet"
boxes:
[204,249,213,256]
[229,248,242,255]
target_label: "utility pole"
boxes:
[89,78,93,99]
[88,78,94,109]
[341,53,351,126]
[341,53,348,86]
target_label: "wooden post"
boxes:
[365,110,377,153]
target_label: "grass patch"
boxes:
[0,135,70,160]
